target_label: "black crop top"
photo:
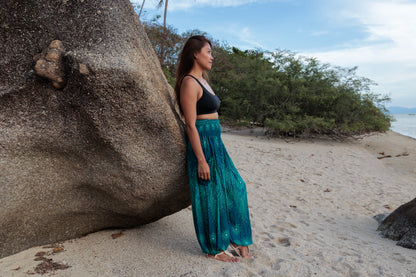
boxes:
[186,75,221,115]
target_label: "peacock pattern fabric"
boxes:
[186,119,253,255]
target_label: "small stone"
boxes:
[78,63,89,75]
[35,251,47,257]
[45,49,60,62]
[111,231,124,239]
[53,247,64,253]
[384,204,393,210]
[49,40,64,49]
[278,237,291,247]
[33,40,66,89]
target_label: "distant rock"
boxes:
[0,0,188,258]
[377,198,416,249]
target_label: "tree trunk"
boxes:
[163,0,168,30]
[138,0,145,18]
[159,0,168,69]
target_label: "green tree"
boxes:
[142,19,183,85]
[140,18,392,137]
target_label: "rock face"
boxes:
[378,198,416,249]
[0,0,188,258]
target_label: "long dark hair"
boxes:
[174,35,212,115]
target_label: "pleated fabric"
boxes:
[186,119,253,255]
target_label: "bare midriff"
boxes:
[197,112,218,120]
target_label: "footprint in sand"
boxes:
[300,220,310,226]
[276,237,291,247]
[392,253,409,264]
[280,222,297,229]
[259,231,274,239]
[271,258,285,271]
[266,242,277,248]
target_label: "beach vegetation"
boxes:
[142,19,392,137]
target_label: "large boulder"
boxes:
[378,198,416,249]
[0,0,188,258]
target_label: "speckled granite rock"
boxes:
[0,0,187,258]
[378,198,416,249]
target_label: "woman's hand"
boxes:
[198,161,211,180]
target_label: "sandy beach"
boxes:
[1,130,416,277]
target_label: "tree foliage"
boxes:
[142,19,392,137]
[142,17,183,84]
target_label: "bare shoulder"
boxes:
[181,76,202,97]
[181,75,199,88]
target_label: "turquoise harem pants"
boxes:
[186,119,253,255]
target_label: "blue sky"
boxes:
[131,0,416,108]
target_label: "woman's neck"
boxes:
[188,68,204,80]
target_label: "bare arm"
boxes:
[180,77,211,181]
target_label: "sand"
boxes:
[1,130,416,277]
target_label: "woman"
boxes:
[175,35,253,263]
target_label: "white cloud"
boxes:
[131,0,416,106]
[303,0,416,107]
[310,30,330,37]
[231,26,265,49]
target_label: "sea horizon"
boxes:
[390,113,416,139]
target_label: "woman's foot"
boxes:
[230,243,254,259]
[208,250,239,263]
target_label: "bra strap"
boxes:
[186,74,204,88]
